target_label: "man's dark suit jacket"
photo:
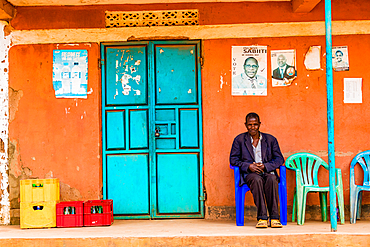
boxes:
[230,132,285,186]
[272,65,296,80]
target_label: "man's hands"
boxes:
[249,162,265,174]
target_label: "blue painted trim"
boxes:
[155,105,200,109]
[104,106,150,110]
[196,41,205,218]
[148,41,156,219]
[114,215,151,220]
[325,0,337,232]
[154,150,201,153]
[175,109,180,149]
[100,43,107,200]
[105,150,150,155]
[125,109,129,152]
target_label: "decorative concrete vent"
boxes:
[105,10,199,28]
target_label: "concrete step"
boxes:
[1,219,370,246]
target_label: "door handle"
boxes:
[155,128,160,137]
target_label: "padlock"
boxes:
[155,128,160,137]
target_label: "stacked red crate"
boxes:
[83,199,113,226]
[56,201,84,228]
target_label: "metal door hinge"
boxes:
[200,189,207,201]
[99,58,105,69]
[199,56,204,68]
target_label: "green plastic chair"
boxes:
[285,152,344,225]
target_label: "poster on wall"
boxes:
[344,78,362,103]
[232,46,267,96]
[271,49,297,87]
[53,50,88,98]
[333,46,349,72]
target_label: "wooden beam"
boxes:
[10,20,370,45]
[0,0,15,21]
[9,0,289,7]
[292,0,321,13]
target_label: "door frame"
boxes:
[101,40,204,219]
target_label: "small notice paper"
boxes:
[344,78,362,103]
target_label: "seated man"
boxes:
[230,112,284,228]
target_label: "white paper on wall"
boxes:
[304,46,321,70]
[344,78,362,103]
[53,49,88,99]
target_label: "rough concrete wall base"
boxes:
[9,204,370,225]
[206,204,370,222]
[10,209,19,225]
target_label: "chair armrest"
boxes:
[230,165,240,188]
[279,165,286,186]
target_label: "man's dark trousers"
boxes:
[245,172,279,220]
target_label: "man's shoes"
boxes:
[256,219,268,228]
[270,219,283,228]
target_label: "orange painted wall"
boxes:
[9,43,102,200]
[7,1,370,211]
[202,35,370,207]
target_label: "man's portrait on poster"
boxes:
[271,50,297,87]
[233,57,267,90]
[231,46,268,96]
[333,47,349,71]
[272,54,296,80]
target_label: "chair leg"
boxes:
[299,190,308,225]
[350,187,360,224]
[319,192,328,222]
[235,189,246,226]
[336,189,345,225]
[357,191,363,220]
[292,188,296,223]
[279,182,287,226]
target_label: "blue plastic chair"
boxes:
[230,165,287,226]
[350,150,370,224]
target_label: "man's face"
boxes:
[336,52,343,62]
[244,59,259,78]
[245,117,260,136]
[277,55,287,67]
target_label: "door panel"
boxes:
[129,110,148,149]
[102,41,203,219]
[106,46,147,105]
[156,153,199,214]
[155,45,197,105]
[107,154,149,215]
[106,111,125,150]
[179,109,199,148]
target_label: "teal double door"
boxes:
[101,41,204,219]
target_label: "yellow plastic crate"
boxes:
[20,178,60,203]
[20,201,57,228]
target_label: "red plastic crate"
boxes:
[83,199,113,227]
[56,201,84,228]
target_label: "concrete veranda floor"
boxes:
[1,219,370,247]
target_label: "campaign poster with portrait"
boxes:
[232,46,267,96]
[333,46,349,72]
[271,49,297,87]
